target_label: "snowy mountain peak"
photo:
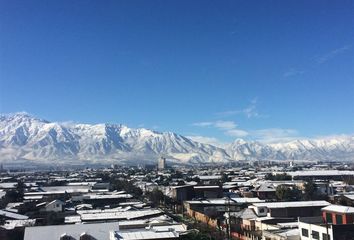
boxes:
[0,113,230,163]
[0,113,353,164]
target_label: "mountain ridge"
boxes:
[0,113,353,164]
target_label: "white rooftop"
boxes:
[194,185,220,189]
[251,201,330,209]
[197,175,222,180]
[113,230,179,240]
[82,193,133,199]
[322,204,354,214]
[80,209,163,221]
[288,170,354,177]
[24,222,119,240]
[0,210,29,220]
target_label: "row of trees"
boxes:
[110,178,143,198]
[265,173,292,181]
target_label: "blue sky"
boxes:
[1,0,354,144]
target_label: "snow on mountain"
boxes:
[0,113,230,163]
[0,113,354,164]
[226,136,354,161]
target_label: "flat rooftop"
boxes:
[251,200,330,209]
[24,222,119,240]
[186,197,264,205]
[322,204,354,214]
[288,170,354,177]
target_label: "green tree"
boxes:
[146,188,164,207]
[276,185,301,201]
[276,185,292,201]
[265,173,291,181]
[303,180,317,200]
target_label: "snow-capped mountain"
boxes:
[0,113,231,164]
[0,113,354,164]
[225,136,354,161]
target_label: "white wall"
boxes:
[298,222,332,240]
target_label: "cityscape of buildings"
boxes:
[1,159,354,239]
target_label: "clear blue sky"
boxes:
[1,0,354,144]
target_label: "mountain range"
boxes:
[0,113,353,164]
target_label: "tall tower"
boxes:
[157,157,166,170]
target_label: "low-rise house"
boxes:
[194,185,223,199]
[185,197,264,228]
[249,201,330,218]
[253,183,276,200]
[322,204,354,224]
[185,197,264,215]
[114,217,187,240]
[24,221,119,240]
[41,199,64,212]
[298,216,354,240]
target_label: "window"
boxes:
[326,212,333,223]
[301,228,309,237]
[312,231,319,240]
[336,214,343,224]
[322,233,330,240]
[259,208,265,213]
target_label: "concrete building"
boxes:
[157,157,166,170]
[298,205,354,240]
[298,216,354,240]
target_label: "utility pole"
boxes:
[228,196,231,240]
